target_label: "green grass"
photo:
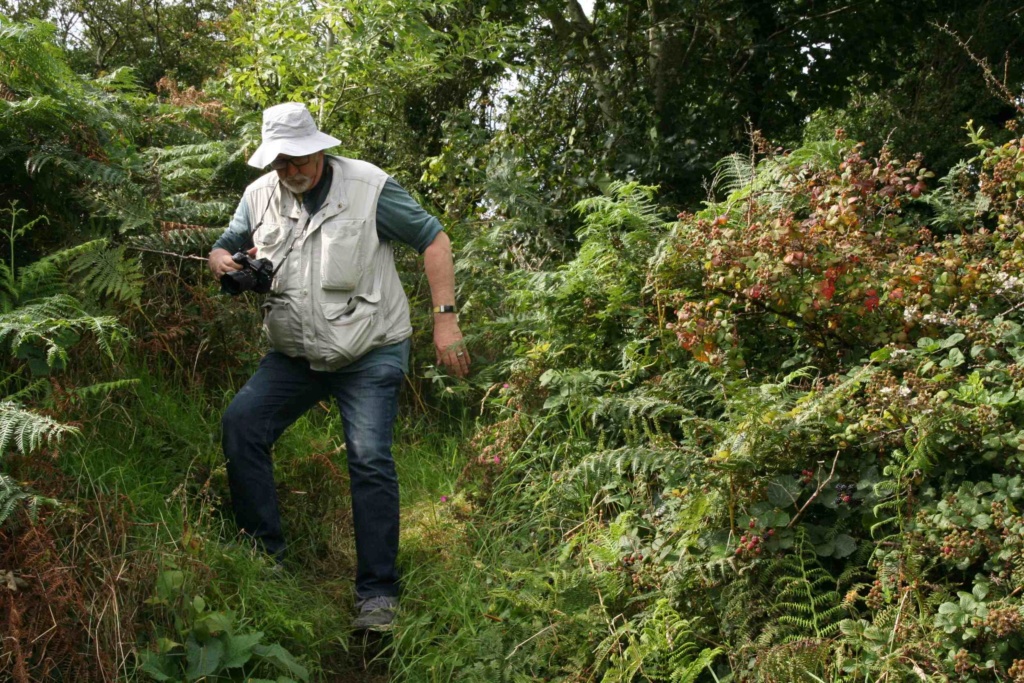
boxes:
[43,364,490,681]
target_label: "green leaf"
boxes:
[185,635,224,681]
[222,632,264,669]
[940,332,966,349]
[137,650,180,682]
[253,643,309,682]
[155,569,184,603]
[194,610,234,639]
[870,347,892,362]
[832,534,857,558]
[767,475,802,507]
[768,509,791,527]
[156,637,181,654]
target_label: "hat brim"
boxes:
[247,131,342,169]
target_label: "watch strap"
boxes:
[432,305,457,314]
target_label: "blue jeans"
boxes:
[221,351,403,598]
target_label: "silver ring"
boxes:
[456,352,464,357]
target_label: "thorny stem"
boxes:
[787,450,840,528]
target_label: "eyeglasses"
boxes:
[269,155,312,171]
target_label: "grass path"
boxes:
[62,375,477,681]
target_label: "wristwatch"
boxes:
[432,305,457,314]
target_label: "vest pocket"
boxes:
[320,219,367,291]
[254,223,288,262]
[261,298,300,355]
[320,293,384,366]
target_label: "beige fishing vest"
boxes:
[241,155,412,371]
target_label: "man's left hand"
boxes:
[435,319,470,377]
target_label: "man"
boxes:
[208,102,470,631]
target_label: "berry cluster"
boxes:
[865,579,884,609]
[983,606,1022,638]
[1008,658,1024,683]
[621,552,644,568]
[834,482,855,505]
[940,528,976,560]
[735,519,775,559]
[736,533,763,557]
[797,468,815,485]
[952,648,975,676]
[620,552,663,591]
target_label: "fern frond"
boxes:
[0,294,127,369]
[0,471,60,526]
[595,598,721,682]
[712,153,757,197]
[67,243,143,303]
[0,400,77,454]
[770,530,844,641]
[561,446,697,501]
[71,378,139,399]
[128,226,225,254]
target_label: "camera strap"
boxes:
[248,180,279,245]
[269,213,312,279]
[245,180,307,280]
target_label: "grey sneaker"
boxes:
[352,595,398,631]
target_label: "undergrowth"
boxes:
[6,14,1024,682]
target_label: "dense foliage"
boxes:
[3,2,1024,682]
[440,129,1024,681]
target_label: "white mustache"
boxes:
[281,174,313,193]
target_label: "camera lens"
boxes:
[221,269,255,295]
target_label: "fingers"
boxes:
[209,254,243,279]
[438,341,471,377]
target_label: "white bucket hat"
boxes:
[247,102,341,169]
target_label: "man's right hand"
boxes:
[209,247,256,279]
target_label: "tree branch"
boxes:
[538,1,619,135]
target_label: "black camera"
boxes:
[220,252,274,295]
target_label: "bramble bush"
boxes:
[425,123,1024,682]
[656,127,1023,374]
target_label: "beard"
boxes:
[281,174,314,194]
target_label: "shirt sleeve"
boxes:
[375,177,443,253]
[211,199,254,254]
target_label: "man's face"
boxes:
[271,152,322,193]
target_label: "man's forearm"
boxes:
[423,231,457,323]
[421,231,471,376]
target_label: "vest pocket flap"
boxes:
[321,218,368,291]
[254,223,288,264]
[322,292,380,323]
[319,295,385,368]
